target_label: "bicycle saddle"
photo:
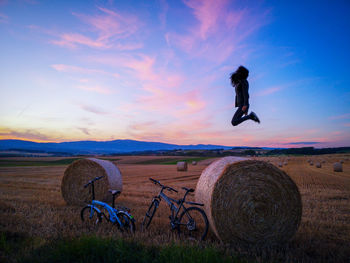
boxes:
[109,190,121,196]
[182,187,194,193]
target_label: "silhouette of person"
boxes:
[230,66,260,126]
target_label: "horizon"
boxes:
[1,138,349,150]
[1,1,350,148]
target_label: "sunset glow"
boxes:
[1,0,349,147]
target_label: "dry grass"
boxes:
[0,155,350,262]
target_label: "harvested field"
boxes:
[0,155,350,262]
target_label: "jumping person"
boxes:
[230,65,260,126]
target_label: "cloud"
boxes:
[0,128,52,142]
[79,104,108,115]
[76,84,113,94]
[183,0,228,40]
[255,86,283,96]
[77,127,91,135]
[166,0,269,63]
[285,141,321,145]
[51,64,108,75]
[344,123,350,127]
[0,13,8,23]
[51,7,143,50]
[88,53,207,117]
[329,113,350,120]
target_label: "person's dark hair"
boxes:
[230,65,249,86]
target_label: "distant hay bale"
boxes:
[321,160,326,164]
[309,161,313,166]
[195,157,302,245]
[315,162,321,168]
[333,162,343,172]
[278,162,283,167]
[177,161,188,171]
[61,158,122,205]
[192,161,197,165]
[340,160,344,164]
[307,159,311,163]
[283,161,288,166]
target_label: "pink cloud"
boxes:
[51,64,119,80]
[52,64,105,74]
[344,123,350,127]
[51,33,107,49]
[183,0,228,40]
[51,7,142,50]
[76,85,113,94]
[329,113,350,120]
[0,13,8,23]
[255,86,283,96]
[166,0,268,64]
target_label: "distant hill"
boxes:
[0,139,267,155]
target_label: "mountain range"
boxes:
[0,139,267,155]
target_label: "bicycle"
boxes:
[81,175,135,233]
[142,178,209,241]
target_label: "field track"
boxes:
[0,155,349,262]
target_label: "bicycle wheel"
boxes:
[141,199,158,230]
[81,206,102,229]
[178,206,209,241]
[116,211,135,234]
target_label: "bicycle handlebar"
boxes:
[84,175,105,188]
[149,178,178,193]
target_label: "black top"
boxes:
[234,79,249,107]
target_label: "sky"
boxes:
[0,0,349,148]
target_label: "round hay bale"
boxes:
[61,158,122,205]
[278,162,283,167]
[321,160,326,164]
[315,162,321,168]
[309,161,313,166]
[333,162,343,172]
[192,161,197,166]
[307,159,311,163]
[195,157,302,245]
[283,161,288,166]
[177,161,188,171]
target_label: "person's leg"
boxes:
[231,107,251,126]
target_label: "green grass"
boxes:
[4,235,243,263]
[0,158,120,167]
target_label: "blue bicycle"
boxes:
[80,176,135,233]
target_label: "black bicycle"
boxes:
[142,178,209,241]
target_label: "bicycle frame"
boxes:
[156,188,187,224]
[89,200,122,224]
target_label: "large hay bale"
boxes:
[333,162,343,172]
[195,157,302,245]
[61,158,122,205]
[309,161,314,166]
[278,162,283,167]
[315,162,322,168]
[177,161,188,171]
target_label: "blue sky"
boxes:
[0,0,349,147]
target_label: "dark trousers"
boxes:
[231,106,251,126]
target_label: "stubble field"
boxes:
[0,155,349,262]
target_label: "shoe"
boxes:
[250,112,260,123]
